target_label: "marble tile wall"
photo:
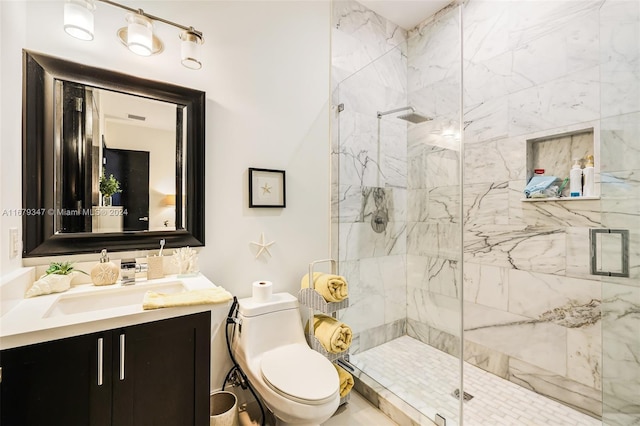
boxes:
[461,0,640,421]
[331,0,409,350]
[598,2,640,423]
[405,3,463,357]
[332,0,639,422]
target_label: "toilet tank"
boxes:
[233,293,308,358]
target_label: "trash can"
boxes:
[210,391,239,426]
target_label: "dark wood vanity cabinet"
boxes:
[0,311,210,426]
[0,331,113,426]
[112,312,211,426]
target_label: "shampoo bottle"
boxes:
[569,159,583,197]
[91,249,119,286]
[583,155,595,197]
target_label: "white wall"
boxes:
[1,1,331,299]
[0,1,27,274]
[105,121,176,231]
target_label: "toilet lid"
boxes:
[261,344,339,405]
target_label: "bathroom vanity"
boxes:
[1,312,210,426]
[0,272,226,426]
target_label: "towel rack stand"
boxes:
[298,258,351,406]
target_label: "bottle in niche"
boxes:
[569,159,583,197]
[91,249,119,286]
[583,155,595,197]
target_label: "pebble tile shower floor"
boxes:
[351,336,600,426]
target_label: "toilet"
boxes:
[231,292,340,426]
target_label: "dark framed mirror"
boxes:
[22,50,205,257]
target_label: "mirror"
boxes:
[54,86,181,234]
[23,50,205,257]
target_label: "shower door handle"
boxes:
[589,229,629,277]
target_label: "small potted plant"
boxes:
[44,261,88,277]
[99,168,122,206]
[25,261,88,297]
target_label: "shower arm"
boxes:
[377,106,415,118]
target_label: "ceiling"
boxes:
[357,0,453,30]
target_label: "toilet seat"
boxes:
[260,344,339,406]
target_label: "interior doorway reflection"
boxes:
[103,147,150,232]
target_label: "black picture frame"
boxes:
[22,50,206,257]
[248,168,286,208]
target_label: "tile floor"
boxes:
[323,391,398,426]
[351,335,601,426]
[234,387,397,426]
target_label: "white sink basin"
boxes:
[43,281,187,318]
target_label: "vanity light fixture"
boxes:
[63,0,204,69]
[64,0,96,41]
[180,28,203,70]
[120,12,159,56]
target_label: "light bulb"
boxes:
[180,30,203,70]
[64,0,95,41]
[126,13,153,56]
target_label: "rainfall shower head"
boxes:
[377,106,432,123]
[397,112,432,124]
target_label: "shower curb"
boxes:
[352,369,437,426]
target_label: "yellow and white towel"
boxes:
[308,314,352,353]
[333,363,354,397]
[142,287,233,310]
[301,272,348,303]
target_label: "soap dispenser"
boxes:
[91,249,119,286]
[583,155,595,197]
[569,159,583,197]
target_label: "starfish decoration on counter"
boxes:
[250,232,275,259]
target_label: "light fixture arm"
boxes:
[96,0,203,38]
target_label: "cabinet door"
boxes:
[0,331,112,426]
[112,311,210,426]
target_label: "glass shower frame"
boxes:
[331,1,464,423]
[331,0,639,425]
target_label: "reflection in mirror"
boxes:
[23,49,205,257]
[53,85,183,234]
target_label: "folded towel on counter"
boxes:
[307,314,352,353]
[333,363,354,397]
[142,287,233,310]
[300,272,348,302]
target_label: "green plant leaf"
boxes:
[99,168,123,197]
[45,261,88,275]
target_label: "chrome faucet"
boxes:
[120,259,148,285]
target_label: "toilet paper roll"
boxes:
[252,280,273,302]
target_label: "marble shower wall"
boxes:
[462,0,639,421]
[599,2,640,424]
[405,4,463,355]
[331,0,409,354]
[331,0,639,422]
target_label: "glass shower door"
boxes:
[599,2,640,424]
[331,1,464,424]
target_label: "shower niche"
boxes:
[523,126,600,202]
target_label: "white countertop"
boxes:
[0,272,230,350]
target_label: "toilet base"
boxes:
[233,388,326,426]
